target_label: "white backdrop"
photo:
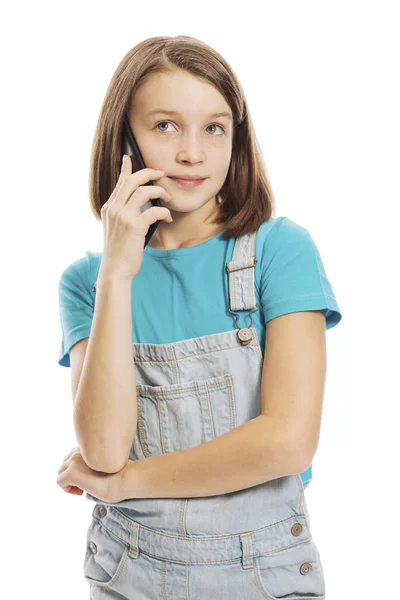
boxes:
[2,1,398,598]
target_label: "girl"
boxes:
[57,35,342,599]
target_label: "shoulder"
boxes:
[255,215,316,280]
[256,216,312,255]
[59,251,90,282]
[254,217,342,329]
[59,251,101,289]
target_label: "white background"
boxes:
[2,1,398,598]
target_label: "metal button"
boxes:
[237,328,252,345]
[98,504,107,518]
[291,523,303,536]
[300,562,312,575]
[89,541,97,554]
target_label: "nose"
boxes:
[176,132,206,163]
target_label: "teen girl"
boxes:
[56,35,342,599]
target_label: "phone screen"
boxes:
[121,116,162,248]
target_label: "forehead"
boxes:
[145,108,232,120]
[133,70,233,120]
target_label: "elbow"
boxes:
[76,430,132,474]
[293,454,312,476]
[288,444,314,475]
[83,446,130,474]
[279,434,314,477]
[73,411,134,474]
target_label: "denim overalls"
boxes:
[83,228,326,599]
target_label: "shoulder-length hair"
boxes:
[89,35,276,240]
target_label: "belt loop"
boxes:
[128,522,140,559]
[239,532,254,570]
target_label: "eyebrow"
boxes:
[146,109,233,120]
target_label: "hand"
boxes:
[100,156,173,281]
[56,446,122,503]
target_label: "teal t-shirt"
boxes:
[58,215,343,489]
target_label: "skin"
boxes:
[127,67,234,250]
[56,70,236,502]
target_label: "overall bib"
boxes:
[83,228,326,599]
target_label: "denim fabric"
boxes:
[83,228,326,599]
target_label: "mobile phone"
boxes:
[121,115,163,248]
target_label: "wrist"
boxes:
[98,266,134,285]
[106,464,127,503]
[109,459,135,503]
[94,268,134,294]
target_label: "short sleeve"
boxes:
[259,217,342,329]
[58,252,94,367]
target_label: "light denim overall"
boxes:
[83,228,326,599]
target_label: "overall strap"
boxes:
[225,230,259,345]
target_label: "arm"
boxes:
[113,310,326,501]
[73,266,137,474]
[116,414,308,501]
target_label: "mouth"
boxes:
[168,177,207,188]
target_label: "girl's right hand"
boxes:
[99,155,173,281]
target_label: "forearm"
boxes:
[73,266,137,473]
[118,415,306,501]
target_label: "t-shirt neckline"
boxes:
[144,228,228,257]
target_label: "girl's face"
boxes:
[128,69,233,216]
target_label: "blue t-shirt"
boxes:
[58,215,342,488]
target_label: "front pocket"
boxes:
[132,374,236,458]
[252,539,325,600]
[83,519,130,590]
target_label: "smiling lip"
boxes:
[169,175,207,180]
[169,177,207,188]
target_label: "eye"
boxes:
[206,123,225,135]
[155,121,225,135]
[155,121,173,133]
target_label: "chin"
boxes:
[167,194,217,209]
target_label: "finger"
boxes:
[114,154,132,190]
[57,462,68,475]
[62,446,79,462]
[110,167,165,212]
[56,469,71,491]
[121,184,172,217]
[107,154,133,205]
[68,486,84,496]
[56,465,79,492]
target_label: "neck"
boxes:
[148,198,223,250]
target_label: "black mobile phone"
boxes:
[121,116,163,248]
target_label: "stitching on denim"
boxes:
[112,510,308,541]
[161,558,168,600]
[137,398,151,458]
[136,374,238,397]
[179,499,188,536]
[204,384,215,440]
[225,375,237,429]
[133,341,261,364]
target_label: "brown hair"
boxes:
[89,35,276,240]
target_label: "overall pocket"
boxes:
[83,518,130,590]
[132,373,236,458]
[252,539,326,600]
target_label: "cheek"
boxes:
[208,138,231,164]
[141,145,170,168]
[215,155,232,180]
[217,143,232,172]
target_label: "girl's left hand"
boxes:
[56,446,121,503]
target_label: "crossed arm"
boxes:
[111,310,326,502]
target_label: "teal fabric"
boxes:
[58,215,342,489]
